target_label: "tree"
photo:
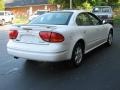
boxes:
[0,0,5,10]
[48,0,95,9]
[48,0,120,9]
[48,0,71,8]
[91,0,119,6]
[107,0,119,5]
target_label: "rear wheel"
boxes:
[106,31,113,46]
[71,42,83,67]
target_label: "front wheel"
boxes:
[71,43,83,67]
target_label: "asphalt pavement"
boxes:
[0,26,120,90]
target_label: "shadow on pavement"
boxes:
[22,43,110,76]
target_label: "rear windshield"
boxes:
[29,12,73,25]
[0,12,4,15]
[92,7,112,13]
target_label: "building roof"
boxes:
[5,0,48,8]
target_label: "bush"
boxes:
[82,1,93,11]
[13,15,28,24]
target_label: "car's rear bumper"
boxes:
[7,48,69,62]
[7,41,70,62]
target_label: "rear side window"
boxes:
[76,13,92,26]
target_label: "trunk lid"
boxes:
[15,25,57,44]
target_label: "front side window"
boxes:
[29,12,73,25]
[76,13,92,26]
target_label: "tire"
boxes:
[106,31,113,46]
[71,42,83,67]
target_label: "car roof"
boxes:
[36,10,49,12]
[94,6,112,8]
[52,10,87,13]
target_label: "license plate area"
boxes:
[19,35,40,44]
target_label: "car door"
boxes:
[75,13,99,51]
[87,12,107,44]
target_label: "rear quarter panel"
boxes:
[53,26,85,59]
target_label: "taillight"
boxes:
[39,31,64,43]
[50,32,64,42]
[9,30,18,39]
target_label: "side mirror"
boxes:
[102,19,113,25]
[102,20,108,24]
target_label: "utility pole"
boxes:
[70,0,72,9]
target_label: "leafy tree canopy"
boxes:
[0,0,5,10]
[48,0,120,10]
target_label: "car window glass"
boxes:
[29,12,73,25]
[0,12,4,15]
[102,8,110,12]
[93,7,111,13]
[36,11,47,15]
[76,13,92,26]
[88,13,101,25]
[7,13,11,15]
[93,8,100,12]
[5,12,9,15]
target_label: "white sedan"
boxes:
[7,10,113,67]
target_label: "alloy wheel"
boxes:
[71,43,83,67]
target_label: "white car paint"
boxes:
[7,10,113,62]
[0,11,14,24]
